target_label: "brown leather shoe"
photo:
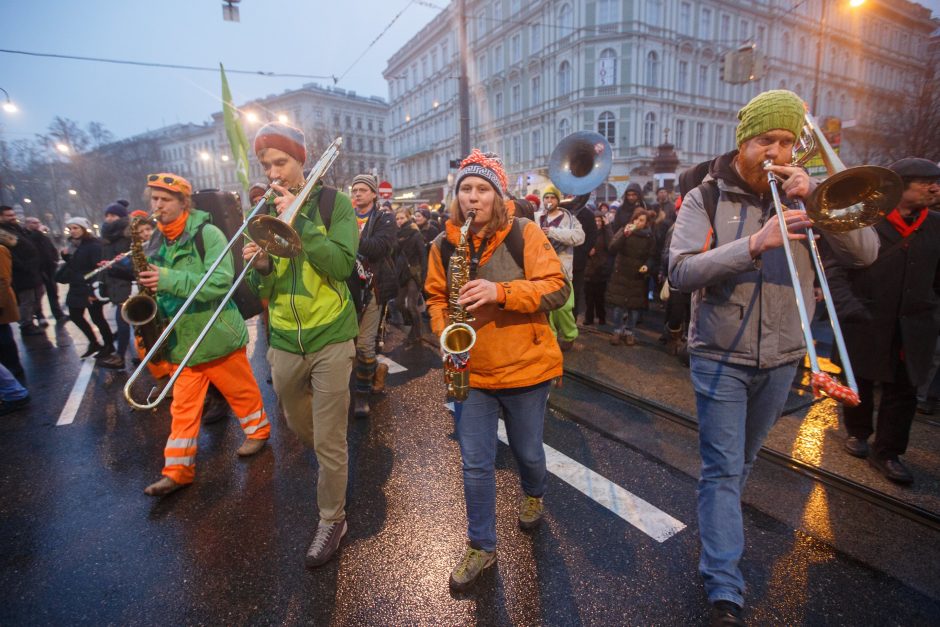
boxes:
[144,477,186,497]
[236,438,267,457]
[624,332,637,346]
[609,333,622,346]
[371,362,389,394]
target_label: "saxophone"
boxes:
[440,210,477,401]
[121,216,165,359]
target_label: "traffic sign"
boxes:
[378,181,393,199]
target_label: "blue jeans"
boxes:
[455,382,550,552]
[0,362,28,402]
[612,307,640,334]
[689,356,797,607]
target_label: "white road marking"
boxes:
[376,354,407,374]
[497,421,686,543]
[56,360,95,426]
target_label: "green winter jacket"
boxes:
[247,185,359,355]
[146,209,248,366]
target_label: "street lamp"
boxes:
[23,198,31,204]
[813,0,866,114]
[277,114,288,124]
[245,111,259,124]
[199,151,211,161]
[56,143,70,155]
[0,87,17,113]
[221,154,230,162]
[68,189,77,196]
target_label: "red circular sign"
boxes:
[378,180,393,199]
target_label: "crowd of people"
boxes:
[1,89,939,626]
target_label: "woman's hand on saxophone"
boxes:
[243,241,272,274]
[137,265,161,291]
[458,279,498,313]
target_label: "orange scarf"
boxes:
[158,211,189,241]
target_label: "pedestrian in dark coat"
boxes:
[0,230,25,378]
[611,182,648,233]
[394,209,427,343]
[24,216,65,323]
[826,157,940,485]
[583,213,612,325]
[58,217,114,359]
[606,208,654,345]
[570,201,598,319]
[0,206,44,335]
[96,203,134,368]
[414,207,441,248]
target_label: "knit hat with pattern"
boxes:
[253,122,306,164]
[455,149,508,197]
[735,90,805,146]
[351,173,379,195]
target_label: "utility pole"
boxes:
[457,0,471,158]
[811,0,829,115]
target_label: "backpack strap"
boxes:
[436,218,526,275]
[317,185,338,231]
[696,179,720,251]
[193,222,208,261]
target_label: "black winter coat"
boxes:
[0,223,42,291]
[606,226,653,310]
[357,206,398,305]
[395,220,427,288]
[572,206,598,273]
[101,218,133,304]
[585,224,612,282]
[28,230,60,279]
[825,211,940,386]
[418,220,441,248]
[58,237,104,308]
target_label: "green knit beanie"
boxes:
[543,184,561,199]
[735,90,805,146]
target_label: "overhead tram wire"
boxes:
[336,0,419,83]
[0,48,337,82]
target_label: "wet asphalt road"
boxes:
[1,317,939,625]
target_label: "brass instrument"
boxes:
[548,131,613,195]
[124,138,343,410]
[121,215,165,358]
[762,111,902,406]
[440,209,477,402]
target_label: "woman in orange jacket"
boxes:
[425,149,569,592]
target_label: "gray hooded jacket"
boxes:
[668,152,879,369]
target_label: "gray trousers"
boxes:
[15,287,42,329]
[269,340,355,523]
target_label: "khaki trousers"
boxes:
[269,340,355,523]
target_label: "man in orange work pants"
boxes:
[135,173,269,496]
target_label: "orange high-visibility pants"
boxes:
[162,347,269,484]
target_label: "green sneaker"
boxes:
[518,495,544,530]
[449,545,496,591]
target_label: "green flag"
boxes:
[220,63,251,194]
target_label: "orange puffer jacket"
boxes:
[426,215,569,390]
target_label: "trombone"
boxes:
[124,137,344,410]
[764,111,901,406]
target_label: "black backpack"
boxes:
[437,217,527,276]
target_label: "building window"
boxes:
[531,129,541,159]
[646,0,663,27]
[494,45,504,72]
[646,51,660,88]
[511,84,521,113]
[511,0,520,14]
[356,117,363,130]
[679,2,691,35]
[720,14,730,40]
[378,121,384,133]
[739,19,749,41]
[532,75,541,105]
[598,0,617,24]
[559,3,573,37]
[643,112,657,146]
[530,23,541,52]
[598,111,616,145]
[511,34,521,63]
[345,115,352,128]
[369,138,375,152]
[558,61,572,95]
[431,49,438,73]
[495,92,504,117]
[698,64,709,97]
[700,7,712,38]
[367,119,373,131]
[477,53,487,80]
[333,114,341,128]
[598,48,617,86]
[695,121,705,152]
[675,119,685,150]
[714,124,725,152]
[782,32,790,59]
[512,135,521,164]
[678,60,689,92]
[558,118,571,143]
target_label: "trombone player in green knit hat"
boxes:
[668,89,879,626]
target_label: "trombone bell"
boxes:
[810,166,903,232]
[246,214,303,257]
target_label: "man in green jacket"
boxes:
[243,123,359,568]
[138,173,270,497]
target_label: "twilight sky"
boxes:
[1,0,937,144]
